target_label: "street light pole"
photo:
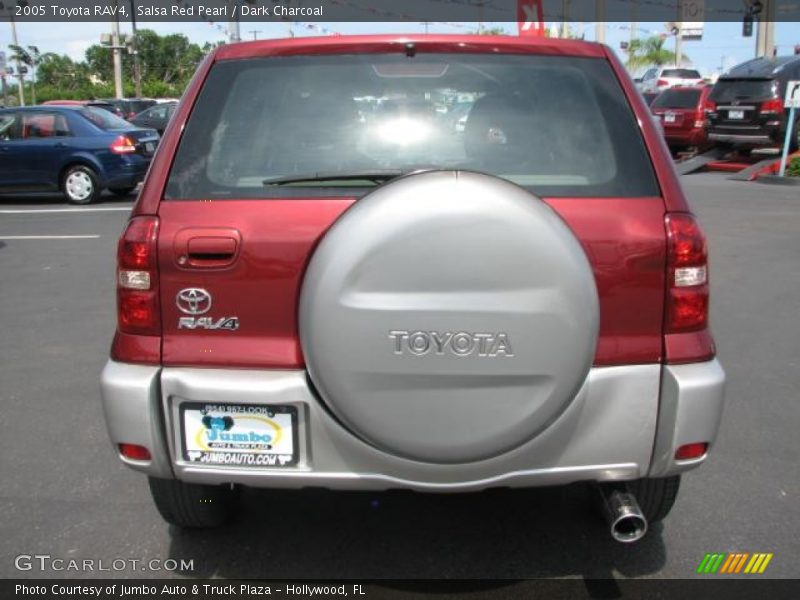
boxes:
[595,0,606,44]
[129,0,142,97]
[8,8,25,105]
[227,0,241,43]
[755,0,775,57]
[112,0,123,99]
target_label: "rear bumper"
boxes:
[708,132,773,145]
[708,123,783,147]
[665,129,708,147]
[102,155,151,189]
[100,359,725,491]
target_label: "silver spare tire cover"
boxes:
[300,171,599,464]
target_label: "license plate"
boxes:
[728,110,745,120]
[181,403,297,467]
[144,142,155,153]
[664,112,677,123]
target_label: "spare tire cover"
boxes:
[300,171,599,464]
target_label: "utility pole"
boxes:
[675,27,683,66]
[227,0,240,43]
[248,30,261,40]
[560,0,570,38]
[8,7,25,105]
[129,0,141,98]
[595,0,606,44]
[630,0,638,46]
[111,0,123,99]
[755,0,776,57]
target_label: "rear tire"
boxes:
[627,476,681,523]
[109,186,136,197]
[148,477,239,528]
[61,165,100,205]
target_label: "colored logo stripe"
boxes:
[697,553,773,574]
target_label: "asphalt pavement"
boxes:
[0,175,798,583]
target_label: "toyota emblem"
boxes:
[176,288,212,315]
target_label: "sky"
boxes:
[1,18,799,85]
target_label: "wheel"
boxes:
[627,476,681,523]
[148,477,239,528]
[62,165,99,204]
[109,186,136,197]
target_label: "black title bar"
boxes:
[1,0,799,23]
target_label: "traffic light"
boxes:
[743,13,754,37]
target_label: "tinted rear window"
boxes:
[79,107,134,130]
[710,79,776,103]
[166,53,658,199]
[651,88,702,109]
[662,69,702,79]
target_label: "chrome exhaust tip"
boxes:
[599,486,648,543]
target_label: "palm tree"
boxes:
[8,44,49,104]
[626,36,690,71]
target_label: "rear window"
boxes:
[79,107,132,130]
[662,69,702,79]
[710,79,776,103]
[651,88,702,109]
[166,53,658,199]
[129,100,156,114]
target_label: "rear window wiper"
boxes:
[263,169,407,186]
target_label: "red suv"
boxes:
[651,86,713,152]
[101,36,725,542]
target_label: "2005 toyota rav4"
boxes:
[101,35,725,542]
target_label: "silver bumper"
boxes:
[708,132,772,144]
[100,358,725,490]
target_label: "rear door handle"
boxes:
[174,228,241,268]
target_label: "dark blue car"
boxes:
[0,105,159,204]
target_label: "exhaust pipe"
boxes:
[598,485,648,543]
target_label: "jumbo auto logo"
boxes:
[176,288,239,331]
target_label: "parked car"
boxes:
[650,85,713,151]
[42,99,118,114]
[638,67,704,93]
[707,55,800,151]
[130,102,177,135]
[102,98,157,121]
[101,35,724,541]
[0,105,159,203]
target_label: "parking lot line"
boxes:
[0,207,132,214]
[0,235,101,240]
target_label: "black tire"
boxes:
[627,476,681,523]
[109,186,136,197]
[148,477,239,528]
[61,165,100,205]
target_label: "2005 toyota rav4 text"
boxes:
[101,35,725,542]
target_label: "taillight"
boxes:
[110,135,137,154]
[656,79,669,87]
[675,442,708,460]
[117,217,160,336]
[760,97,784,115]
[665,213,708,333]
[119,443,151,461]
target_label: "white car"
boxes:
[638,67,703,93]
